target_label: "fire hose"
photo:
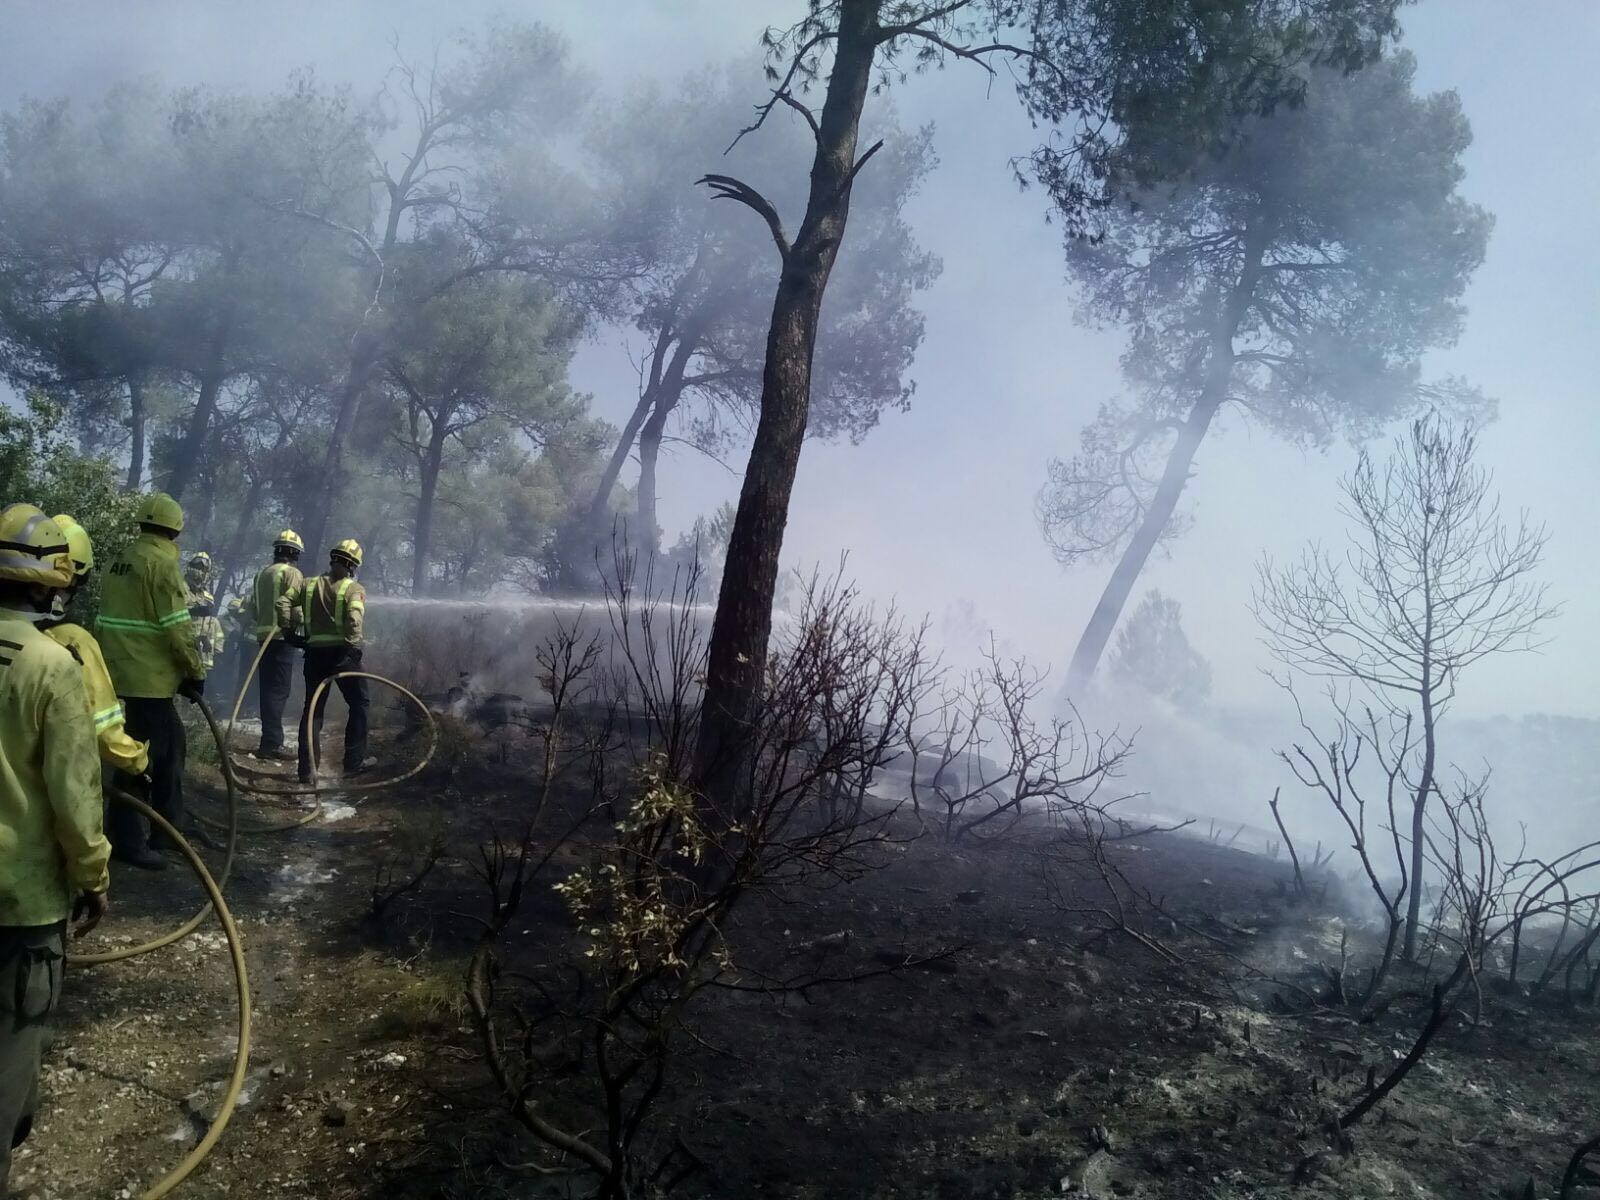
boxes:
[63,631,439,1197]
[200,630,438,833]
[78,787,251,1200]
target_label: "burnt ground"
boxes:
[8,712,1598,1200]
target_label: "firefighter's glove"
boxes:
[178,677,205,704]
[72,890,109,939]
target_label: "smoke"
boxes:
[3,4,1595,839]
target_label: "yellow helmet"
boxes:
[331,538,363,568]
[51,513,94,577]
[0,504,75,587]
[135,492,185,533]
[273,529,304,554]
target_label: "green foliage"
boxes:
[1088,53,1489,442]
[1020,0,1403,235]
[554,756,723,975]
[348,952,467,1038]
[660,501,736,596]
[0,392,139,619]
[0,24,625,600]
[1107,590,1212,708]
[378,264,606,594]
[1042,51,1492,567]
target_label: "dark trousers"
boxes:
[111,696,186,853]
[298,645,368,779]
[0,923,65,1194]
[257,638,295,752]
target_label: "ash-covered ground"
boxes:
[13,710,1596,1200]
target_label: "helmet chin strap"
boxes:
[5,596,58,623]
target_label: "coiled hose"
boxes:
[204,630,437,833]
[64,632,438,1197]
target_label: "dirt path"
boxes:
[10,751,449,1200]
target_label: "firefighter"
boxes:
[283,539,372,782]
[43,515,151,777]
[0,504,110,1192]
[94,493,205,869]
[249,530,304,760]
[183,551,224,675]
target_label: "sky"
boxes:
[2,0,1597,720]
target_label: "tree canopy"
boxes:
[1108,589,1213,708]
[1039,50,1492,688]
[0,25,634,599]
[574,63,939,564]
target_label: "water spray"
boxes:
[197,630,439,834]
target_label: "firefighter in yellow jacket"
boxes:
[249,530,304,759]
[94,493,205,869]
[43,515,150,777]
[281,539,371,782]
[183,551,224,674]
[0,504,111,1192]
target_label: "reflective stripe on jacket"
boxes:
[284,576,365,647]
[44,623,150,775]
[0,609,112,925]
[251,562,303,640]
[185,584,224,671]
[95,533,204,698]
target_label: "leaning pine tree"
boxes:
[1038,51,1492,692]
[696,0,1405,801]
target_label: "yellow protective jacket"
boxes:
[226,597,250,641]
[0,609,112,925]
[96,533,205,698]
[281,575,365,648]
[185,584,225,671]
[251,561,303,641]
[44,623,151,775]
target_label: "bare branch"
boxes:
[777,91,821,141]
[696,173,790,260]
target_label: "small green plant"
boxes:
[554,757,727,975]
[0,392,141,620]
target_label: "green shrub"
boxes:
[0,392,140,621]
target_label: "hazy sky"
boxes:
[3,1,1596,718]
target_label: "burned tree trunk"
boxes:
[1065,392,1223,692]
[589,387,656,523]
[304,333,381,557]
[1404,678,1438,962]
[125,373,147,492]
[1065,220,1269,692]
[412,423,449,597]
[694,0,881,798]
[635,337,697,558]
[166,315,234,501]
[636,397,670,558]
